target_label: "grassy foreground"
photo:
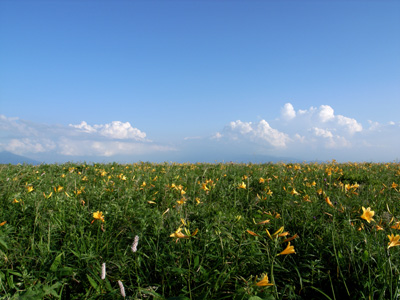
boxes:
[0,161,399,299]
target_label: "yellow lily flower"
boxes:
[43,192,53,199]
[278,231,290,237]
[238,182,246,189]
[283,233,299,243]
[170,227,187,239]
[361,207,375,223]
[176,197,187,205]
[390,221,400,230]
[256,219,270,225]
[54,185,63,192]
[387,234,400,249]
[256,273,274,287]
[325,197,334,208]
[170,227,198,242]
[246,230,259,237]
[278,242,296,255]
[92,211,105,223]
[201,183,209,191]
[266,226,284,240]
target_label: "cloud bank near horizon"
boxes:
[1,103,399,162]
[0,116,174,159]
[210,103,399,161]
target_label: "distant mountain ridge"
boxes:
[0,151,306,165]
[0,151,41,165]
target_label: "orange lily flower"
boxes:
[388,234,400,249]
[278,242,296,255]
[256,273,274,286]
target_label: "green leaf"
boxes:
[50,253,63,272]
[87,274,100,294]
[7,270,22,277]
[0,237,8,250]
[43,282,63,297]
[104,277,113,292]
[6,274,14,290]
[56,267,74,277]
[16,285,46,299]
[193,255,200,269]
[362,250,369,262]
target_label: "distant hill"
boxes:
[0,151,41,165]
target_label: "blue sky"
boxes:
[1,0,399,163]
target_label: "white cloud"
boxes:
[277,103,362,136]
[211,132,223,139]
[281,103,296,120]
[336,115,362,134]
[318,105,335,122]
[222,119,289,148]
[0,116,172,159]
[313,127,333,138]
[218,103,362,153]
[69,121,146,140]
[212,102,398,161]
[69,121,97,133]
[0,115,41,137]
[5,138,56,154]
[256,120,290,147]
[2,102,399,163]
[229,120,253,135]
[58,138,174,157]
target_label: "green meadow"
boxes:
[0,161,399,299]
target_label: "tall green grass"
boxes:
[0,161,399,299]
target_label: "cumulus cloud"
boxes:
[318,105,335,122]
[222,119,290,148]
[212,102,399,161]
[0,116,173,160]
[276,103,364,152]
[276,103,363,136]
[256,120,290,147]
[336,115,362,134]
[281,103,296,120]
[313,127,333,138]
[70,121,146,140]
[215,102,365,154]
[229,120,253,135]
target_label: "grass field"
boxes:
[0,161,399,299]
